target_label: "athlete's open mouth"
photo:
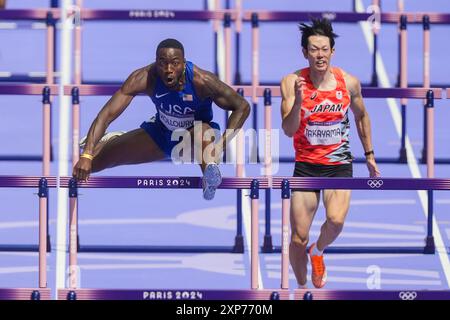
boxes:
[166,77,175,85]
[316,60,326,67]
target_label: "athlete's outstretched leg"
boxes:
[91,128,166,172]
[188,122,222,200]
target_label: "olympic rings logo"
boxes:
[367,179,384,188]
[399,291,417,300]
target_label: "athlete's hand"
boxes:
[294,76,306,102]
[72,157,93,182]
[366,158,380,178]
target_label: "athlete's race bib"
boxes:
[159,112,195,131]
[305,120,342,145]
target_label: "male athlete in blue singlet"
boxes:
[73,39,250,200]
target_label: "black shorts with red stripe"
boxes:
[292,161,353,193]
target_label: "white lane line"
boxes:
[271,230,424,239]
[265,253,420,261]
[267,199,418,207]
[208,0,264,289]
[78,263,245,276]
[0,254,246,277]
[76,253,246,276]
[269,219,425,233]
[356,0,450,288]
[0,266,39,274]
[0,221,39,229]
[266,265,440,279]
[0,252,38,258]
[267,272,442,286]
[0,23,17,29]
[55,0,74,297]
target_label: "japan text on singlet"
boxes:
[293,67,353,165]
[150,61,213,131]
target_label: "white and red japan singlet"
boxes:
[293,67,353,165]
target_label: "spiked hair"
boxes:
[299,18,338,49]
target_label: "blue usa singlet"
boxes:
[150,61,213,131]
[140,61,219,156]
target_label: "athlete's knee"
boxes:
[291,232,309,249]
[326,214,346,233]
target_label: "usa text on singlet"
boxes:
[150,61,214,131]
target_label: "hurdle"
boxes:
[275,175,450,299]
[64,83,248,253]
[238,6,450,89]
[68,5,238,251]
[272,176,450,255]
[69,1,237,150]
[0,1,59,83]
[418,14,450,164]
[294,289,450,300]
[55,174,450,300]
[232,0,243,84]
[57,176,290,300]
[243,8,368,162]
[0,84,58,252]
[241,7,450,164]
[0,10,57,162]
[232,87,442,253]
[69,3,236,85]
[0,175,55,300]
[69,1,238,154]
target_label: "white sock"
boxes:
[312,244,323,256]
[298,283,308,289]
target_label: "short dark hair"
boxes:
[156,38,184,56]
[299,18,338,49]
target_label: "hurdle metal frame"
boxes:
[0,1,59,84]
[55,175,450,300]
[272,176,448,254]
[57,176,292,300]
[241,8,450,164]
[293,289,450,300]
[63,84,443,255]
[66,82,247,253]
[0,175,54,300]
[71,2,235,85]
[68,3,242,253]
[0,9,57,162]
[274,176,450,300]
[0,84,58,252]
[232,87,442,253]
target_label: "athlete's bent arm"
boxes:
[347,74,380,177]
[81,68,149,155]
[73,66,150,181]
[281,74,305,137]
[195,67,250,162]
